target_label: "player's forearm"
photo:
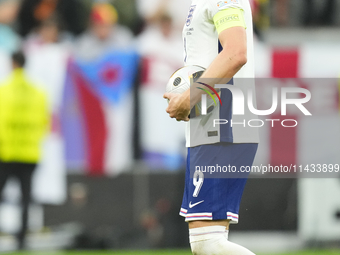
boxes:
[188,49,247,109]
[202,49,247,81]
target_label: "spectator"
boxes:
[63,2,138,175]
[249,0,265,40]
[0,0,21,53]
[275,0,289,26]
[17,0,87,37]
[0,51,49,250]
[136,0,190,30]
[23,15,71,116]
[22,11,70,210]
[111,0,142,35]
[137,11,185,170]
[74,2,133,60]
[303,0,337,26]
[251,0,270,30]
[23,15,73,53]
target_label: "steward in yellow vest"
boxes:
[0,51,49,250]
[0,57,49,163]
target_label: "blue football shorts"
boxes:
[180,142,258,224]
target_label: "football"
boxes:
[165,65,205,95]
[166,65,216,118]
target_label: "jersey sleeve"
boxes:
[208,0,246,34]
[208,0,244,17]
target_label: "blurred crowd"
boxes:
[0,0,338,57]
[0,0,190,174]
[1,0,338,84]
[0,0,188,57]
[253,0,339,28]
[0,0,338,96]
[0,0,187,250]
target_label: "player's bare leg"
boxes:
[189,219,230,230]
[188,220,255,255]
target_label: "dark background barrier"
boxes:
[43,173,297,249]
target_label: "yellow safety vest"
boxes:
[0,68,49,163]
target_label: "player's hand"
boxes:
[163,93,190,122]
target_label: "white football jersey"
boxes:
[183,0,259,147]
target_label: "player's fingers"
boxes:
[163,93,171,100]
[178,116,190,122]
[176,115,187,121]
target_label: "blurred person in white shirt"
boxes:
[137,9,185,170]
[136,0,191,30]
[20,14,70,209]
[75,2,133,61]
[23,15,71,115]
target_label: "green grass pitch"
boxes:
[7,249,340,255]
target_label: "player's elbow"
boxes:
[222,48,247,70]
[233,51,247,69]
